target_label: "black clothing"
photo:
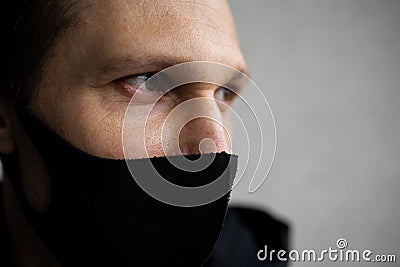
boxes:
[0,183,289,266]
[0,183,11,266]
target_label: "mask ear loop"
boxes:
[0,82,18,260]
[0,80,22,196]
[1,152,23,201]
[0,88,40,226]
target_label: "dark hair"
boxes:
[0,0,79,106]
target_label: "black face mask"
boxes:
[9,112,238,267]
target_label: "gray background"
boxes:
[229,0,400,266]
[1,0,399,266]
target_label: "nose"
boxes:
[179,116,231,155]
[169,87,231,156]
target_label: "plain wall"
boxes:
[228,0,400,266]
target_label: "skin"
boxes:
[0,0,247,266]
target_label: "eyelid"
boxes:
[115,71,166,101]
[122,72,157,86]
[117,71,159,95]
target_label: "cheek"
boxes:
[62,97,127,159]
[46,88,175,160]
[123,100,176,159]
[32,86,128,159]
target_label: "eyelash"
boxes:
[116,72,157,97]
[116,72,238,105]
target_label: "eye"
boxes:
[124,73,158,91]
[214,87,237,106]
[116,72,158,97]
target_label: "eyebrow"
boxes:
[92,54,250,83]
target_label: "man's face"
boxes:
[30,0,246,159]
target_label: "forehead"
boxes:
[84,0,238,47]
[61,0,245,79]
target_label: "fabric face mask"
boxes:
[9,112,238,267]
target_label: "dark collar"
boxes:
[0,183,11,266]
[204,206,289,267]
[0,182,289,267]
